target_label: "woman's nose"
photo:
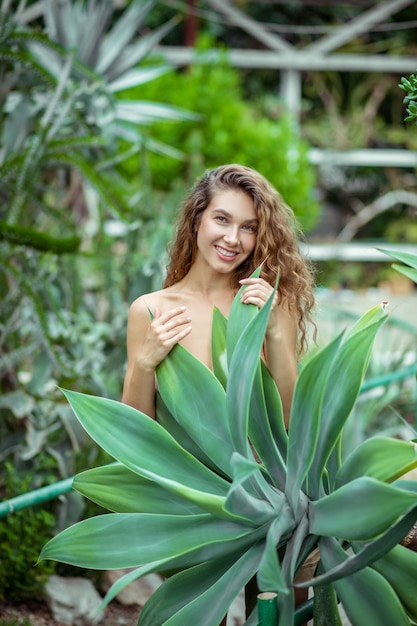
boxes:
[224,229,239,246]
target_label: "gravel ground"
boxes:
[0,599,141,626]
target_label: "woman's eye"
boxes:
[242,224,257,233]
[215,216,227,223]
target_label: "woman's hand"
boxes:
[239,277,278,327]
[139,306,193,371]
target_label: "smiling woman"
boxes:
[120,165,317,624]
[122,163,316,429]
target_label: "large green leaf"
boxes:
[281,513,310,583]
[392,262,417,283]
[297,507,417,588]
[378,248,417,286]
[62,390,230,516]
[211,307,228,389]
[319,537,411,626]
[40,512,258,570]
[223,454,278,525]
[371,545,417,621]
[259,360,287,457]
[100,524,268,608]
[285,332,344,510]
[227,288,276,456]
[73,464,204,515]
[277,515,311,626]
[257,516,291,595]
[116,100,197,124]
[378,248,417,271]
[247,362,287,491]
[156,345,234,477]
[309,477,417,540]
[155,392,223,475]
[226,266,261,364]
[105,18,178,82]
[335,437,417,488]
[307,307,387,498]
[137,543,264,626]
[394,479,417,494]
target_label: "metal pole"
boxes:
[257,592,278,626]
[0,477,73,518]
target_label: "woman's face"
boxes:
[195,189,258,274]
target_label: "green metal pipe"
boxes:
[257,594,314,625]
[294,597,314,624]
[257,592,278,625]
[0,476,73,518]
[360,363,417,392]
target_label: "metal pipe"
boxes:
[257,592,278,625]
[0,476,73,518]
[360,364,417,392]
[257,593,314,625]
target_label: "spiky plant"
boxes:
[0,0,193,247]
[30,0,196,149]
[40,266,417,625]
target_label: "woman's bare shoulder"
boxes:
[129,290,163,316]
[129,287,184,318]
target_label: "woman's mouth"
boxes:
[215,245,238,261]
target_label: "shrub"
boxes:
[0,463,56,604]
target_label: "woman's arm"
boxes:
[122,297,192,419]
[122,297,158,418]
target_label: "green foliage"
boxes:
[0,617,32,626]
[0,1,189,246]
[40,266,417,626]
[399,72,417,125]
[0,0,188,521]
[0,244,127,481]
[381,248,417,286]
[121,37,320,232]
[302,70,405,150]
[0,462,56,604]
[311,306,414,442]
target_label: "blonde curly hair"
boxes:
[163,164,316,353]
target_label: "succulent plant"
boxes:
[40,266,417,625]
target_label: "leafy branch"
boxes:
[399,71,417,125]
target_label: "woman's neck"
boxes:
[178,264,236,297]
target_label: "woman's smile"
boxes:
[214,245,239,261]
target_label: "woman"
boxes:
[122,164,317,624]
[122,163,315,425]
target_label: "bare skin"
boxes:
[122,188,298,424]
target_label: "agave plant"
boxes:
[29,0,196,151]
[40,267,417,625]
[1,0,194,246]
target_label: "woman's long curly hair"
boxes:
[163,164,316,353]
